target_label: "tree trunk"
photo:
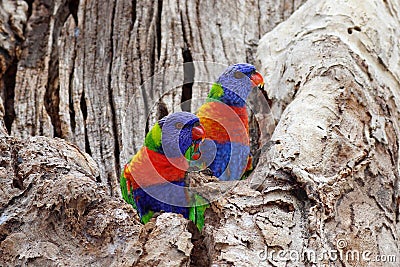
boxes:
[1,0,399,266]
[251,1,400,265]
[1,0,304,196]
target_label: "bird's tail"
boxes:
[189,194,210,231]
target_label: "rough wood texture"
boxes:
[2,0,304,196]
[0,0,27,134]
[0,136,194,266]
[2,0,399,266]
[249,0,400,265]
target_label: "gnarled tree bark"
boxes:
[1,0,304,196]
[1,0,399,266]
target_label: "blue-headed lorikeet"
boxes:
[120,112,209,230]
[195,63,265,181]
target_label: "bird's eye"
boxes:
[175,122,184,129]
[234,71,246,79]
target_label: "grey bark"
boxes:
[0,135,194,266]
[1,0,304,195]
[249,0,400,266]
[1,0,399,266]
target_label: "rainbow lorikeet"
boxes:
[120,112,208,230]
[195,63,265,181]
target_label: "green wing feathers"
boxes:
[120,164,137,210]
[189,194,210,231]
[241,154,253,180]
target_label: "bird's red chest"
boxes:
[197,102,249,144]
[124,147,188,190]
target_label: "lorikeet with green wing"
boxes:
[195,63,265,181]
[120,112,208,230]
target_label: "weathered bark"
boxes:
[1,0,399,266]
[1,0,304,196]
[0,0,27,135]
[0,136,194,266]
[248,0,400,265]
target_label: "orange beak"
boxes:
[250,71,265,90]
[191,125,205,160]
[192,125,206,141]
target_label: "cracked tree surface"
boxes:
[0,136,195,266]
[251,0,400,266]
[1,0,399,266]
[0,0,305,196]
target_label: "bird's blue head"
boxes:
[158,112,205,158]
[210,63,265,107]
